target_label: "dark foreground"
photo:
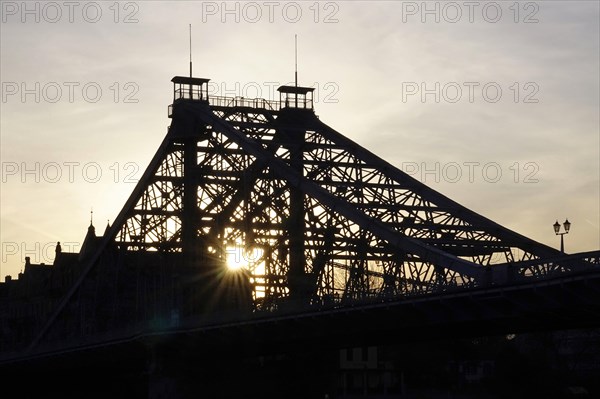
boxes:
[3,328,599,399]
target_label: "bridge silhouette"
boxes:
[1,75,599,398]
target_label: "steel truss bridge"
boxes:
[1,76,599,396]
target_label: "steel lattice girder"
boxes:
[26,94,595,353]
[106,99,566,303]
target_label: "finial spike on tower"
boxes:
[189,24,193,79]
[294,34,298,88]
[90,208,93,226]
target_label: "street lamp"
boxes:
[553,219,571,253]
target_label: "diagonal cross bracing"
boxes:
[111,97,563,303]
[27,82,573,352]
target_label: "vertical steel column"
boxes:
[288,127,307,304]
[182,138,199,264]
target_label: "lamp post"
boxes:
[553,219,571,253]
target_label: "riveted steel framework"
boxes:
[22,76,598,354]
[112,77,568,309]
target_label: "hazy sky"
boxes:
[1,1,599,278]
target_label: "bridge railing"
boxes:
[488,250,600,285]
[174,87,206,101]
[208,95,280,111]
[168,95,280,118]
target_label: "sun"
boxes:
[225,245,264,271]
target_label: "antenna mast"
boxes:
[294,34,298,87]
[189,24,193,78]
